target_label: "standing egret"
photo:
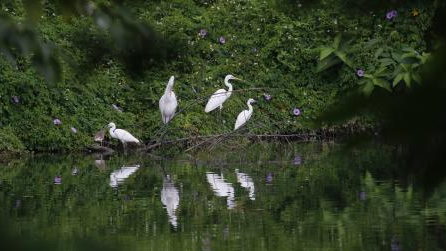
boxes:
[234,98,256,131]
[204,74,241,113]
[159,76,178,124]
[108,122,140,150]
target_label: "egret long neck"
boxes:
[247,102,253,112]
[109,126,116,136]
[224,79,233,96]
[165,82,174,95]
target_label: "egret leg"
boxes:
[219,105,223,123]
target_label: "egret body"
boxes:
[234,98,256,130]
[204,74,241,113]
[159,76,178,124]
[108,122,140,149]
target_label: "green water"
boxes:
[1,143,445,251]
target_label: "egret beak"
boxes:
[233,77,243,81]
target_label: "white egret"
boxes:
[206,172,235,209]
[235,169,255,200]
[108,122,140,149]
[161,175,180,229]
[204,74,241,113]
[234,98,256,131]
[109,164,140,188]
[159,76,178,124]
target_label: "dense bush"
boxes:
[0,127,24,153]
[0,0,437,152]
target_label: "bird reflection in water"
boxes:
[206,172,235,209]
[161,175,180,229]
[109,164,140,188]
[235,169,255,200]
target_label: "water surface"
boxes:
[1,143,445,251]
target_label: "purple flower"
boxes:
[266,173,273,183]
[54,175,62,185]
[386,10,397,20]
[357,69,364,77]
[11,96,20,104]
[263,93,272,101]
[219,36,226,44]
[294,155,301,165]
[293,108,301,116]
[199,29,207,38]
[53,118,62,125]
[71,127,77,134]
[390,10,398,18]
[359,191,367,201]
[112,104,123,112]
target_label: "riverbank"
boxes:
[0,0,435,152]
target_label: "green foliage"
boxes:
[359,66,392,96]
[0,0,438,151]
[1,143,446,250]
[358,44,430,95]
[316,34,353,72]
[0,126,24,152]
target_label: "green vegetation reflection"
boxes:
[1,143,446,251]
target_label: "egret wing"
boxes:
[234,110,252,130]
[205,89,228,113]
[115,129,140,143]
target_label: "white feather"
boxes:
[114,129,140,143]
[204,74,239,113]
[108,122,140,144]
[234,98,255,131]
[159,76,178,124]
[205,89,229,112]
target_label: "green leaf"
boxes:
[403,73,411,88]
[365,38,381,48]
[319,47,335,61]
[379,58,395,66]
[363,82,375,96]
[333,34,342,49]
[374,48,384,59]
[393,73,404,87]
[316,56,342,72]
[373,78,392,92]
[391,51,402,63]
[333,51,353,68]
[358,79,368,85]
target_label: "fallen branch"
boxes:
[145,132,324,151]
